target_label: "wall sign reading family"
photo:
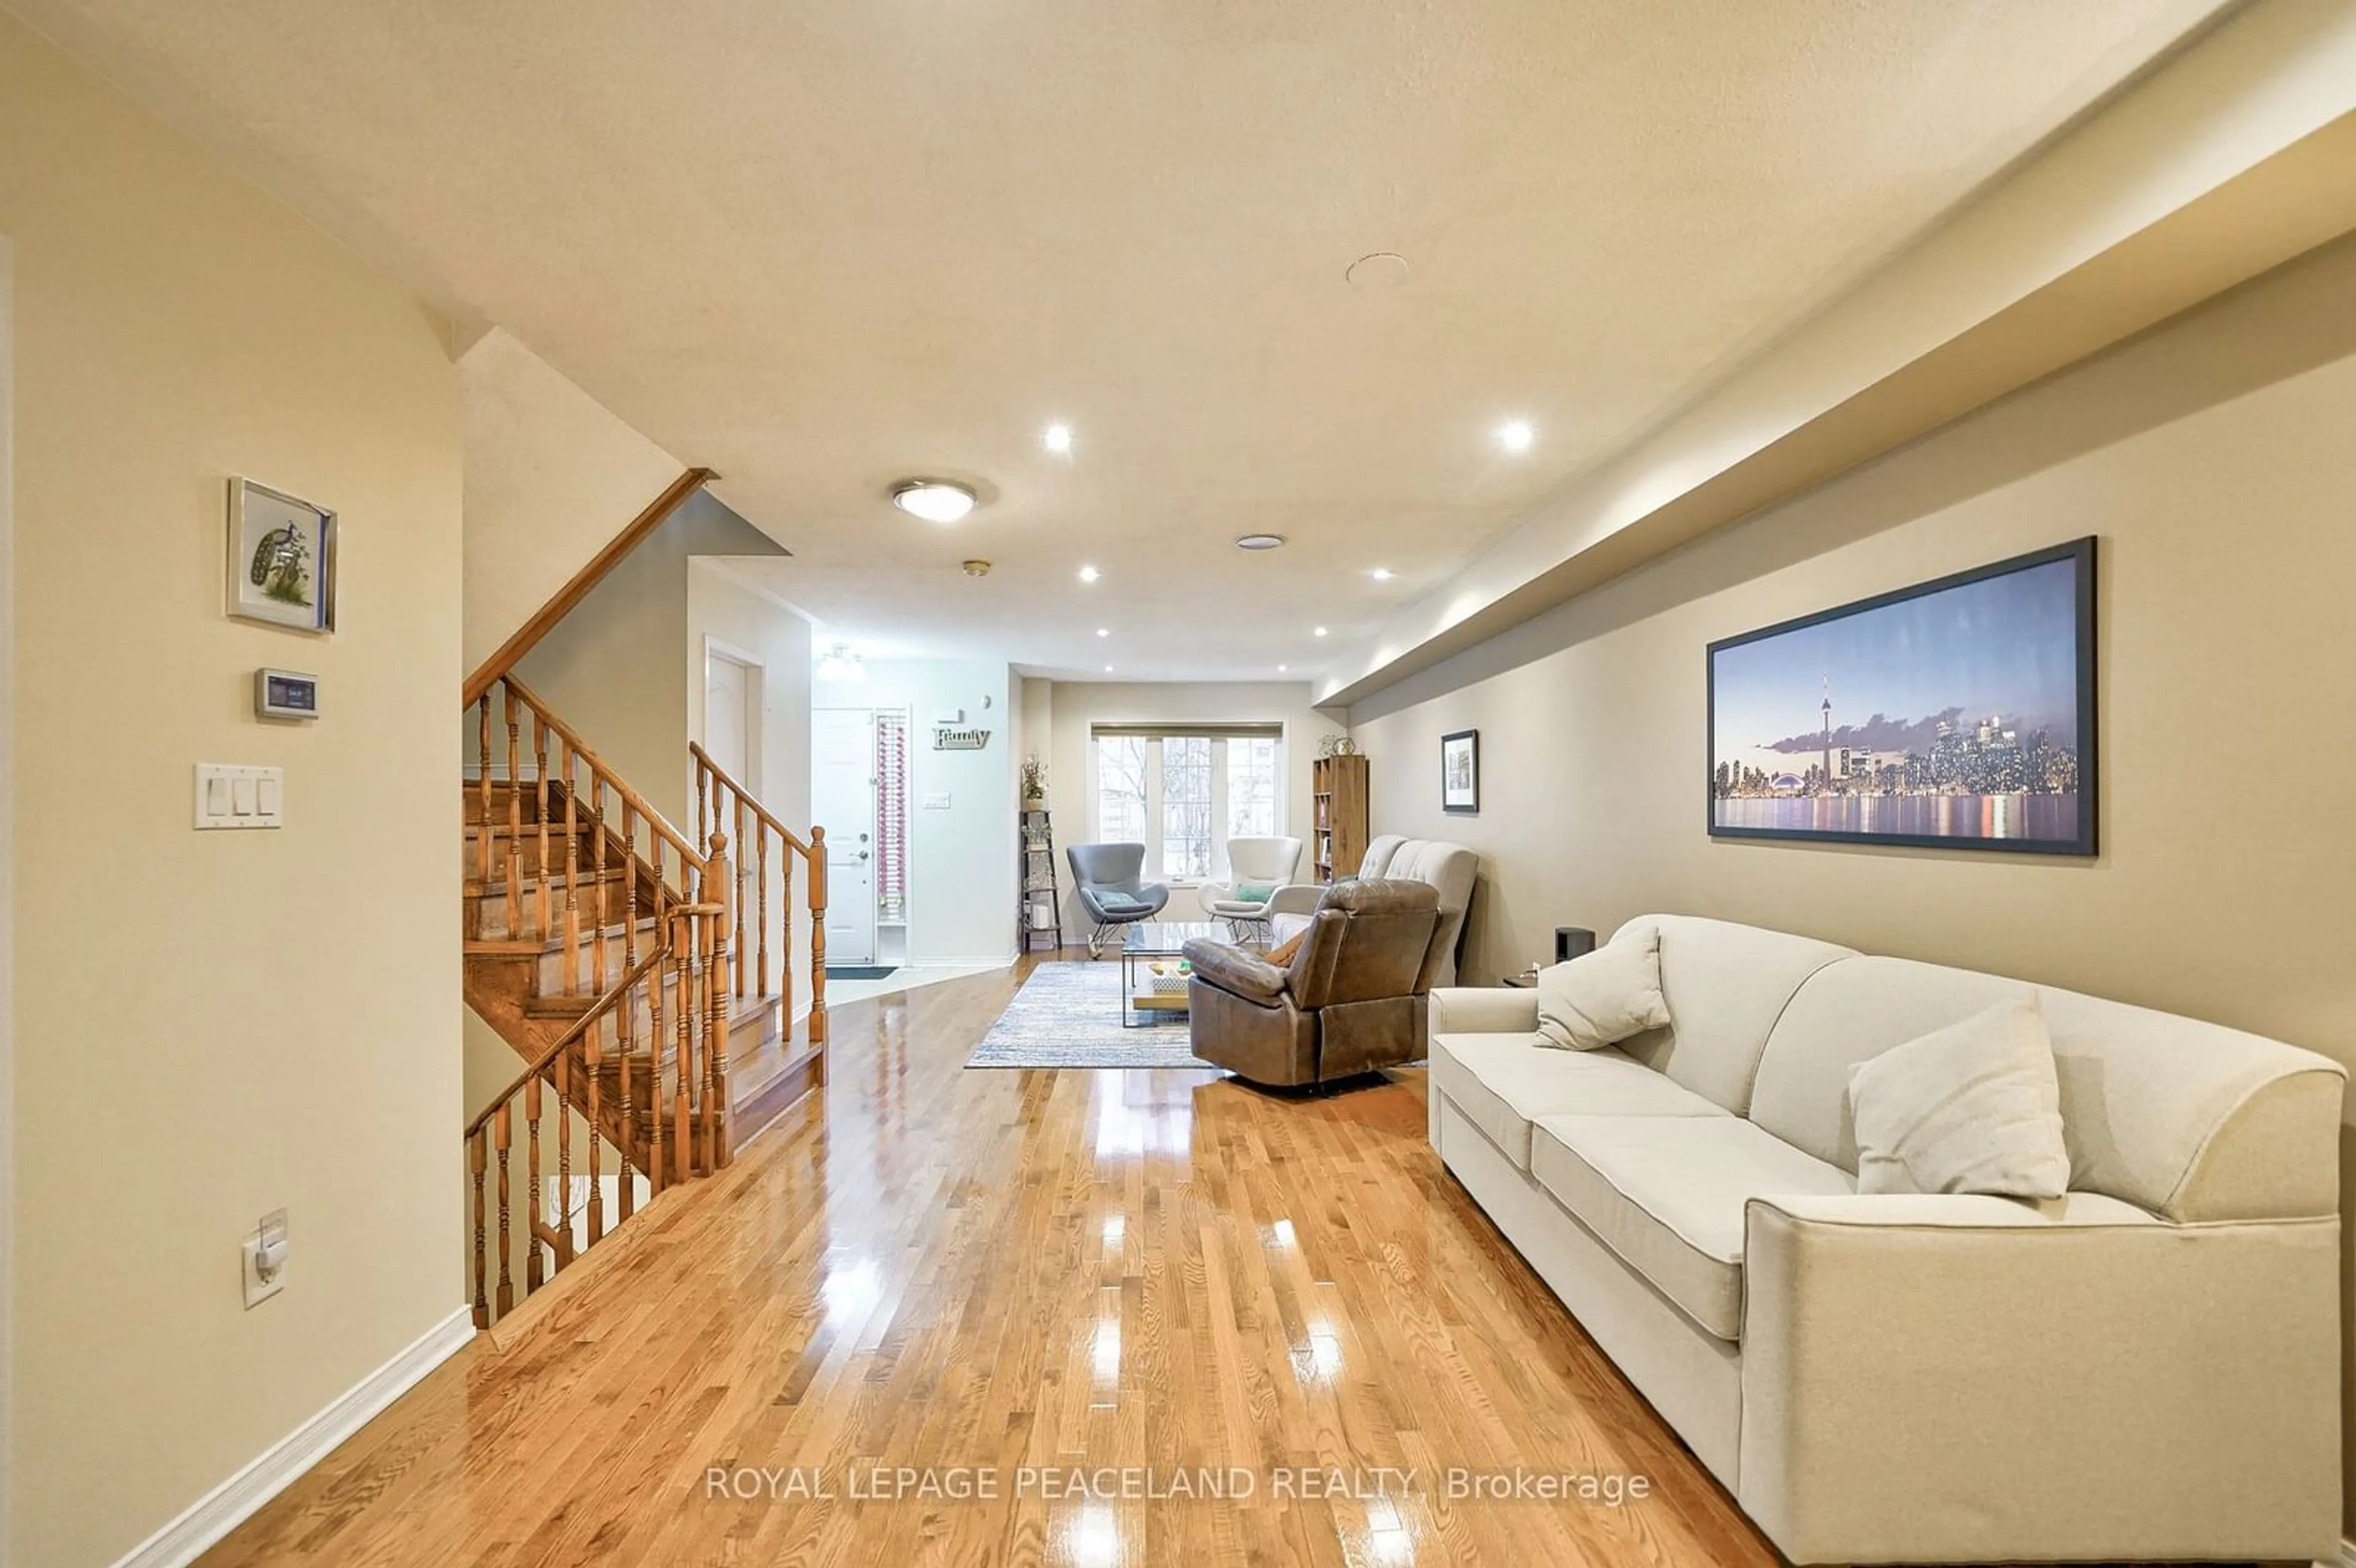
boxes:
[1707,537,2096,855]
[228,476,337,634]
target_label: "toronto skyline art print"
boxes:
[1706,537,2096,855]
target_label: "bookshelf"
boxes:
[1311,753,1369,885]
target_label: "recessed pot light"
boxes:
[1277,664,1288,672]
[1095,628,1109,637]
[1313,626,1329,638]
[1233,533,1287,551]
[1079,564,1099,583]
[1370,567,1393,581]
[1044,423,1072,453]
[891,479,976,523]
[1495,420,1534,453]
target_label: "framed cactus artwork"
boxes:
[228,476,337,633]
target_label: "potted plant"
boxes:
[1020,755,1049,811]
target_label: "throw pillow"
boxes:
[1535,926,1671,1050]
[1848,996,2071,1199]
[1238,882,1277,903]
[1266,929,1307,966]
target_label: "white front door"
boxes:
[812,708,876,966]
[703,644,760,791]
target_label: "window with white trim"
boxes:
[1090,724,1285,882]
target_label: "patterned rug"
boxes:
[966,960,1221,1070]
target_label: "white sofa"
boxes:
[1427,913,2344,1566]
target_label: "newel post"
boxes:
[706,830,733,1170]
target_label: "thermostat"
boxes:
[255,668,320,721]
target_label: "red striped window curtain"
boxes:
[874,710,909,918]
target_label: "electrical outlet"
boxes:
[241,1209,288,1309]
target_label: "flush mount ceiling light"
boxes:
[815,641,864,683]
[1233,533,1287,551]
[1044,423,1073,453]
[1495,420,1535,453]
[891,479,976,523]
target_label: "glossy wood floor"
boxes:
[201,953,1786,1567]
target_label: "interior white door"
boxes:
[812,708,877,966]
[703,647,757,790]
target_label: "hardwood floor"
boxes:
[203,951,1786,1567]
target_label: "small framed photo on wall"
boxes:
[228,477,337,634]
[1441,728,1479,814]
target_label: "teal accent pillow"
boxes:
[1238,882,1277,902]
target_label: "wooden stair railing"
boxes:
[466,932,716,1328]
[691,741,829,1051]
[462,673,829,1326]
[463,467,714,709]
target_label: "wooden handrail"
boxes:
[688,743,815,856]
[691,743,828,1047]
[465,944,669,1138]
[463,466,715,707]
[498,674,706,875]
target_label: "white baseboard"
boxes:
[110,1305,475,1568]
[2331,1536,2356,1567]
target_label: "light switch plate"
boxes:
[196,764,284,830]
[922,791,952,810]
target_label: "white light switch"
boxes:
[922,791,952,810]
[196,764,284,830]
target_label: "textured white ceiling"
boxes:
[14,0,2225,678]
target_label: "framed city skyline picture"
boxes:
[1706,537,2096,855]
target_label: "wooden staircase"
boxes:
[461,672,827,1327]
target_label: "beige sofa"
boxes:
[1268,834,1479,985]
[1427,913,2344,1566]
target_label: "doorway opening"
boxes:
[812,704,910,972]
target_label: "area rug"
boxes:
[966,960,1219,1070]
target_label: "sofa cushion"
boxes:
[1750,957,2041,1172]
[1529,1115,1854,1340]
[1536,926,1671,1051]
[1610,916,1857,1114]
[1430,1033,1728,1169]
[1849,996,2070,1199]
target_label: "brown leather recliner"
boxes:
[1182,878,1442,1088]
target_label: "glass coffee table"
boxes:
[1121,921,1251,1028]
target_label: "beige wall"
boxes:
[1349,233,2356,1523]
[460,326,683,675]
[510,489,782,829]
[2,17,466,1566]
[815,658,1018,964]
[1044,679,1339,926]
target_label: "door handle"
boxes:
[858,850,871,861]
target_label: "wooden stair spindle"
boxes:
[649,939,668,1197]
[592,777,610,995]
[561,739,582,996]
[533,712,552,940]
[672,907,693,1186]
[494,1104,514,1320]
[524,1074,545,1294]
[706,831,733,1170]
[469,1129,489,1329]
[504,686,523,940]
[475,697,493,896]
[756,817,771,1001]
[810,825,829,1050]
[554,1052,574,1270]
